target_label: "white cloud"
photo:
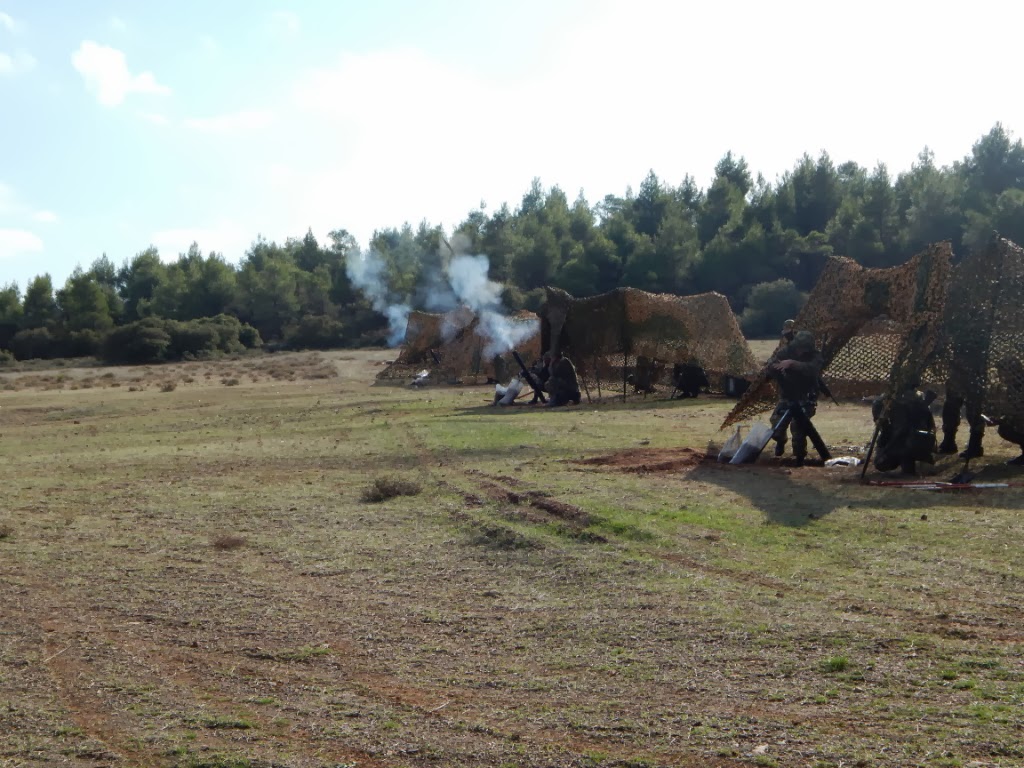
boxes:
[139,111,169,126]
[0,49,35,75]
[183,109,274,135]
[0,229,43,259]
[71,41,169,106]
[150,221,250,262]
[268,10,300,39]
[0,12,19,33]
[0,182,54,224]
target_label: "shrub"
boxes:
[361,477,422,503]
[167,320,220,359]
[740,279,808,338]
[64,329,102,357]
[10,327,59,360]
[284,314,345,350]
[102,318,172,364]
[0,349,14,366]
[212,534,246,550]
[238,323,262,349]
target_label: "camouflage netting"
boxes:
[376,307,542,385]
[721,242,953,428]
[539,287,757,398]
[915,235,1024,426]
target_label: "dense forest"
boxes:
[2,123,1024,363]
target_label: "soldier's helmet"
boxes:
[790,330,816,356]
[782,319,796,331]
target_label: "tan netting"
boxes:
[376,307,541,385]
[721,242,953,428]
[917,235,1024,422]
[539,287,757,399]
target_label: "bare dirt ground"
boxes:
[1,349,1023,768]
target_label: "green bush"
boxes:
[101,318,172,364]
[64,329,103,357]
[740,279,808,338]
[10,327,59,360]
[238,322,262,349]
[284,314,345,350]
[0,348,14,366]
[168,320,220,359]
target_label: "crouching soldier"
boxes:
[671,362,710,399]
[989,356,1024,465]
[871,389,938,474]
[546,351,582,407]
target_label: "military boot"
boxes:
[959,432,984,460]
[937,434,958,454]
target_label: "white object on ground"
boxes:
[825,456,862,467]
[494,376,523,406]
[730,422,775,464]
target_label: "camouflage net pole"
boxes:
[721,242,954,429]
[539,286,757,399]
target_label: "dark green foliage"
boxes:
[284,314,345,350]
[740,279,808,338]
[5,123,1024,362]
[102,318,172,364]
[10,327,59,360]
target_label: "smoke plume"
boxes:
[345,244,539,356]
[345,249,410,346]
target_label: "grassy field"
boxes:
[1,349,1023,768]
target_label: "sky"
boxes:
[1,0,1023,291]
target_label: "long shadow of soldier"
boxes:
[688,456,1022,527]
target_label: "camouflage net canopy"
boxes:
[539,287,757,398]
[918,236,1024,425]
[722,242,953,428]
[376,306,542,385]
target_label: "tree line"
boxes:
[2,123,1023,363]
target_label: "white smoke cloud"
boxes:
[346,245,539,356]
[344,248,410,346]
[443,255,537,357]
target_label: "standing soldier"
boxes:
[768,330,823,465]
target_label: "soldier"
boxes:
[871,389,938,474]
[780,319,796,345]
[528,352,552,405]
[768,330,823,465]
[938,392,986,458]
[545,350,582,407]
[991,356,1024,465]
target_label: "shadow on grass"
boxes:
[690,454,1024,527]
[690,462,846,527]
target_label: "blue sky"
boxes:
[1,0,1022,291]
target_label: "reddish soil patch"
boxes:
[574,447,709,473]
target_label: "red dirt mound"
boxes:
[574,447,708,473]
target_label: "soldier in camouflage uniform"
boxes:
[768,330,823,465]
[545,351,582,407]
[871,389,938,474]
